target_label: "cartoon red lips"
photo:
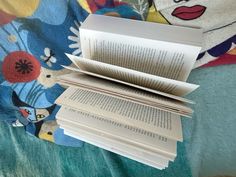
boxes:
[171,5,206,20]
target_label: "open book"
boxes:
[55,14,202,169]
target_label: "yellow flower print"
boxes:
[0,0,40,17]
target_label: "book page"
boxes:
[58,73,193,117]
[55,87,183,141]
[80,14,202,81]
[56,106,177,159]
[81,35,197,81]
[65,54,199,96]
[62,126,168,169]
[62,64,194,104]
[63,129,167,169]
[59,118,173,163]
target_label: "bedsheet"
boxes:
[1,1,236,177]
[1,65,236,177]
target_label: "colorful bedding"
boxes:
[148,0,236,68]
[0,1,236,177]
[0,0,148,146]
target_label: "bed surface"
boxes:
[0,1,236,177]
[1,64,236,177]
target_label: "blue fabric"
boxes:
[183,64,236,177]
[1,65,236,176]
[0,121,191,177]
[0,0,142,147]
[53,128,83,147]
[0,0,88,146]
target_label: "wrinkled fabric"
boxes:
[151,0,236,68]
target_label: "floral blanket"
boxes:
[0,0,235,147]
[0,0,148,147]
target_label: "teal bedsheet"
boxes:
[184,65,236,177]
[0,122,190,177]
[1,65,236,177]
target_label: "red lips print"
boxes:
[172,5,206,20]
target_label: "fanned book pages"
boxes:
[55,14,202,169]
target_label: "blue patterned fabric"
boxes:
[1,65,236,177]
[0,0,142,146]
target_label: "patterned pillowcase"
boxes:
[152,0,236,68]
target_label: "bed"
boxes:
[0,1,236,177]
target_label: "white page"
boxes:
[58,80,192,118]
[62,64,194,104]
[55,87,183,141]
[61,125,169,169]
[56,106,177,159]
[80,14,202,81]
[65,54,199,96]
[58,119,175,161]
[63,129,167,170]
[81,14,202,46]
[58,73,193,117]
[60,121,171,165]
[63,129,167,169]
